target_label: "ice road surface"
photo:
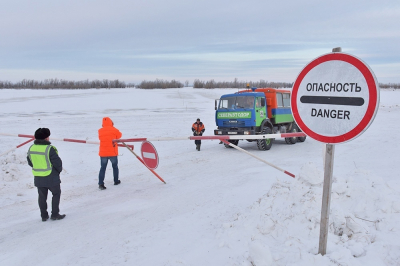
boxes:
[0,88,399,266]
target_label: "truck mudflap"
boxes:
[214,129,255,136]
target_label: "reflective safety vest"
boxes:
[27,144,57,176]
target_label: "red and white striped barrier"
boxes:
[0,133,133,150]
[219,139,295,178]
[192,132,305,141]
[113,133,305,179]
[113,132,306,143]
[0,138,34,157]
[1,132,305,179]
[0,133,167,184]
[0,133,134,158]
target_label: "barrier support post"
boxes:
[219,139,295,178]
[121,142,166,184]
[0,138,34,157]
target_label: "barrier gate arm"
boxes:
[1,133,304,179]
[0,133,133,149]
[219,139,295,178]
[114,134,300,179]
[0,138,34,157]
[114,132,306,143]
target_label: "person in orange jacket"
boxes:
[98,117,122,190]
[192,118,205,151]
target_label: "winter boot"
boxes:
[198,144,201,151]
[51,214,66,221]
[42,215,49,222]
[99,184,107,190]
[196,144,199,151]
[114,180,121,185]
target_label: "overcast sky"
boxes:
[1,0,399,84]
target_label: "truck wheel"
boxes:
[257,127,273,150]
[293,123,306,142]
[297,125,307,142]
[285,124,298,144]
[297,135,307,142]
[224,139,239,148]
[289,127,298,144]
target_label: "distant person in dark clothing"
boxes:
[27,128,66,221]
[192,118,205,151]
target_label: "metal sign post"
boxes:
[318,143,335,255]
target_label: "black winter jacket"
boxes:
[27,139,62,188]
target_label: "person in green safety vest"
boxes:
[27,128,66,222]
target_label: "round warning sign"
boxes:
[291,52,379,144]
[140,141,159,169]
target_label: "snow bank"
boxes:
[219,162,400,265]
[0,148,35,207]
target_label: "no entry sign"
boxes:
[291,52,379,143]
[140,141,159,169]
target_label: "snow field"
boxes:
[0,88,399,265]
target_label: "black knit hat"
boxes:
[34,128,51,140]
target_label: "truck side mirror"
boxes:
[261,98,266,107]
[215,99,218,110]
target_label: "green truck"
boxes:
[214,87,306,150]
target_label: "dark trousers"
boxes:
[194,132,202,145]
[37,184,61,218]
[98,156,119,185]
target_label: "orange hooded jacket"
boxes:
[98,117,122,157]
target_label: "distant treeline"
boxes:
[136,79,184,89]
[379,83,400,89]
[0,79,127,89]
[193,79,293,89]
[1,78,399,90]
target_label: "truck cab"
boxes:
[215,92,266,135]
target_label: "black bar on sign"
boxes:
[300,96,365,106]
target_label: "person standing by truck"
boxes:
[192,118,205,151]
[98,117,122,190]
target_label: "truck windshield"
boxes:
[219,96,255,109]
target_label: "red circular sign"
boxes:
[291,52,379,144]
[140,141,159,169]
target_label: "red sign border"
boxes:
[291,53,379,144]
[140,141,159,169]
